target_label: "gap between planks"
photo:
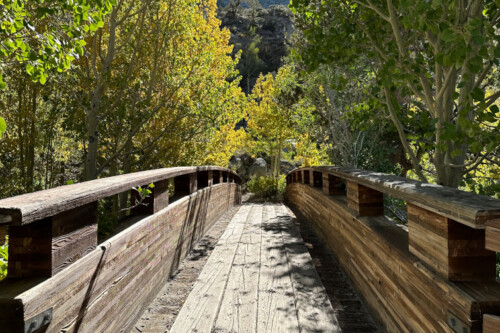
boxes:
[170,203,340,333]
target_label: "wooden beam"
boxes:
[131,179,170,215]
[0,183,242,333]
[485,220,500,252]
[483,314,500,333]
[285,183,500,333]
[8,202,97,278]
[322,173,344,196]
[346,180,383,216]
[408,204,495,281]
[0,167,240,226]
[312,166,500,229]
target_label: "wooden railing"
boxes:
[286,166,500,333]
[0,166,241,333]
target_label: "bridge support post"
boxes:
[323,173,344,196]
[346,181,383,216]
[8,202,97,278]
[408,204,496,281]
[175,173,197,196]
[131,179,170,215]
[303,170,310,185]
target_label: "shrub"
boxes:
[247,175,286,201]
[0,238,7,280]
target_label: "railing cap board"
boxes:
[290,166,500,229]
[0,166,239,226]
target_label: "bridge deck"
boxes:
[168,203,340,333]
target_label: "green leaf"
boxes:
[470,87,485,101]
[440,28,458,42]
[0,117,7,136]
[470,141,482,153]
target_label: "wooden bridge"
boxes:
[0,166,499,332]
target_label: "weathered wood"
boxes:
[0,166,239,226]
[131,179,170,215]
[0,225,6,245]
[0,183,241,333]
[485,220,500,252]
[8,202,98,278]
[278,205,340,332]
[347,180,384,216]
[312,166,500,229]
[169,205,251,332]
[285,183,500,333]
[174,172,197,196]
[322,173,344,196]
[303,170,311,185]
[257,204,300,333]
[170,203,339,333]
[408,204,496,281]
[483,314,500,333]
[213,205,262,333]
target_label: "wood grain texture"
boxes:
[0,166,240,226]
[213,205,262,333]
[170,205,251,333]
[285,183,500,333]
[408,204,496,281]
[483,314,500,333]
[485,220,500,252]
[0,183,241,333]
[171,203,339,333]
[347,181,384,216]
[291,166,500,229]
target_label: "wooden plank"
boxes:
[483,314,500,333]
[213,204,263,333]
[278,205,340,332]
[169,204,252,333]
[311,166,500,229]
[347,181,383,216]
[485,220,500,252]
[0,183,241,333]
[408,203,496,281]
[0,166,240,226]
[284,183,500,333]
[257,204,300,333]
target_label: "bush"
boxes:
[0,238,7,281]
[247,175,286,201]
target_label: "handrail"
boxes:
[285,166,500,332]
[0,166,242,333]
[288,166,500,229]
[0,166,240,226]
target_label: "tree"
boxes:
[291,0,500,187]
[238,26,265,94]
[248,65,323,181]
[0,0,115,135]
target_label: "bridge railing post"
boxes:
[322,173,345,196]
[408,203,495,281]
[8,201,98,278]
[346,180,384,216]
[174,172,197,196]
[131,178,170,215]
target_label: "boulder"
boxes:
[248,157,267,178]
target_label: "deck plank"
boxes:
[257,204,300,333]
[169,205,252,333]
[278,205,341,332]
[213,204,263,332]
[169,203,339,333]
